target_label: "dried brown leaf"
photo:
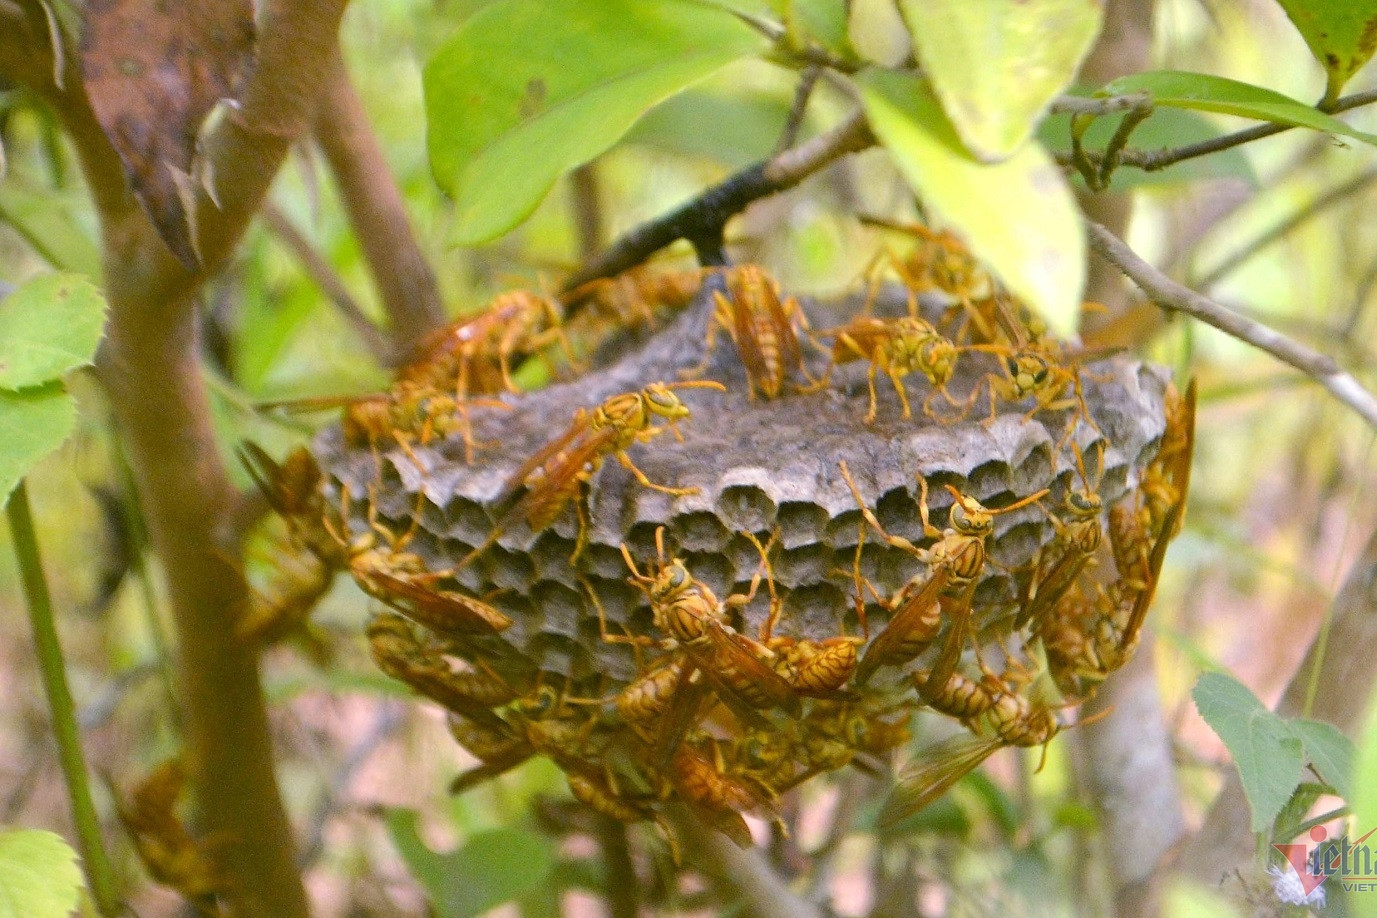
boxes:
[80,0,255,266]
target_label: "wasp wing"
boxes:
[877,735,999,829]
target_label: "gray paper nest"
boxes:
[316,275,1170,688]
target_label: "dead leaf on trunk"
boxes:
[80,0,256,268]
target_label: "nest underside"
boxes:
[316,279,1170,690]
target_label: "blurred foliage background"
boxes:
[5,0,1377,915]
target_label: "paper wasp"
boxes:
[695,265,812,400]
[612,527,803,722]
[367,612,517,718]
[840,460,1047,685]
[910,666,1000,723]
[401,290,571,396]
[564,265,704,332]
[448,680,609,795]
[766,635,863,697]
[235,548,335,661]
[111,758,232,915]
[670,739,777,847]
[821,314,962,424]
[566,768,681,863]
[460,380,725,567]
[878,659,1064,827]
[318,484,513,635]
[1015,442,1106,632]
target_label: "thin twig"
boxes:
[671,808,822,918]
[1058,87,1377,176]
[1193,167,1377,289]
[561,110,874,296]
[567,162,605,263]
[773,64,821,155]
[1050,92,1152,116]
[595,813,639,918]
[259,200,392,364]
[1086,220,1377,429]
[7,482,122,916]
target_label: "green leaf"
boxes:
[425,0,765,244]
[848,0,910,67]
[0,385,77,507]
[0,828,84,918]
[625,90,802,168]
[1272,0,1377,101]
[0,180,101,278]
[858,68,1084,338]
[1192,672,1305,834]
[0,275,107,391]
[1291,719,1354,800]
[385,810,555,918]
[898,0,1103,162]
[788,0,850,54]
[1038,106,1257,189]
[1103,71,1377,147]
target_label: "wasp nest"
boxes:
[273,251,1186,842]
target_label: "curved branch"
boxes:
[1086,220,1377,429]
[313,51,446,362]
[561,110,874,295]
[1057,87,1377,176]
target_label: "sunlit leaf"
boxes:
[0,385,77,506]
[858,68,1084,338]
[1272,0,1377,101]
[385,809,555,918]
[1192,671,1305,833]
[898,0,1103,162]
[848,0,910,67]
[425,0,764,244]
[1103,71,1377,147]
[0,275,107,390]
[1291,719,1354,800]
[0,828,84,918]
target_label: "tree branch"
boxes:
[672,809,822,918]
[1086,220,1377,429]
[4,2,354,915]
[259,200,393,364]
[1057,87,1377,177]
[561,110,874,295]
[313,51,445,362]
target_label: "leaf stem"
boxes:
[6,480,121,916]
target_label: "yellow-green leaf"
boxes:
[1192,672,1305,834]
[0,385,77,506]
[1272,0,1377,101]
[0,828,84,918]
[858,68,1084,338]
[1103,71,1377,147]
[424,0,764,245]
[0,274,108,391]
[898,0,1104,162]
